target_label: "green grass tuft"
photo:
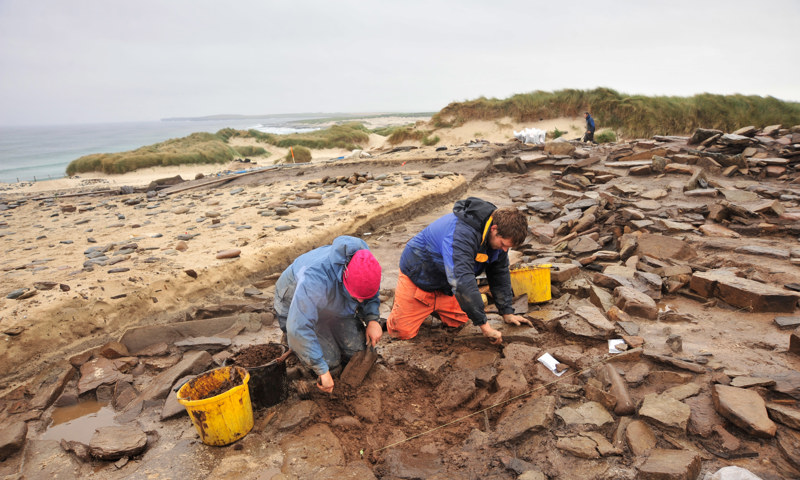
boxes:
[422,135,440,146]
[595,130,617,143]
[285,145,312,163]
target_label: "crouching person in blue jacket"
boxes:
[274,236,382,393]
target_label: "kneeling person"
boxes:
[387,197,532,345]
[275,236,382,393]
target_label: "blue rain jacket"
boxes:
[586,114,596,133]
[398,197,515,326]
[276,236,380,375]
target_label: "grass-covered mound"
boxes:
[66,132,237,175]
[67,122,373,175]
[432,87,800,138]
[376,125,440,146]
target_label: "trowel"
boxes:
[340,345,378,387]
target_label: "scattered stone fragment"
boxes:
[493,396,556,443]
[767,403,800,430]
[691,269,800,313]
[0,420,27,460]
[216,249,241,259]
[555,401,614,427]
[88,425,147,460]
[729,376,776,388]
[638,449,701,480]
[712,384,777,438]
[625,419,657,456]
[639,393,691,432]
[614,286,658,319]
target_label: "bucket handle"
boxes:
[276,348,293,363]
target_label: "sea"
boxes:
[0,115,325,184]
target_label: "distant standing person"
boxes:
[274,235,382,393]
[582,111,596,143]
[387,197,532,345]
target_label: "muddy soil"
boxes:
[233,343,286,368]
[183,366,245,401]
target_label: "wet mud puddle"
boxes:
[42,400,119,444]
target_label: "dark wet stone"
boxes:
[108,267,130,273]
[435,370,477,410]
[494,396,556,443]
[277,400,319,431]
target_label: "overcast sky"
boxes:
[1,0,798,127]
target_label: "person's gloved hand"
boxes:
[503,313,533,327]
[317,371,334,393]
[480,323,502,345]
[365,320,383,347]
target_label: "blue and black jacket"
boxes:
[399,197,515,326]
[586,114,596,133]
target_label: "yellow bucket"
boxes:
[176,365,254,446]
[509,264,552,303]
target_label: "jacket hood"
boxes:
[328,236,370,275]
[453,197,497,232]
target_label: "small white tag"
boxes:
[608,339,626,354]
[537,352,566,377]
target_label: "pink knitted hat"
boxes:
[343,249,381,300]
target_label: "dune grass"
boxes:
[432,87,800,138]
[67,123,371,175]
[383,125,441,146]
[66,132,237,175]
[284,145,312,163]
[233,145,268,157]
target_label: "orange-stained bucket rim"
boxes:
[176,365,250,407]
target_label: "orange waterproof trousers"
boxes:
[387,272,469,339]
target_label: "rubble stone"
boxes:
[555,401,614,427]
[690,269,799,313]
[638,393,690,432]
[767,403,800,430]
[614,286,658,319]
[712,384,777,438]
[636,234,697,261]
[625,419,657,456]
[88,425,147,460]
[638,449,700,480]
[493,395,556,443]
[0,420,27,460]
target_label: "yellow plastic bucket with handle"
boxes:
[176,365,254,446]
[509,264,552,303]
